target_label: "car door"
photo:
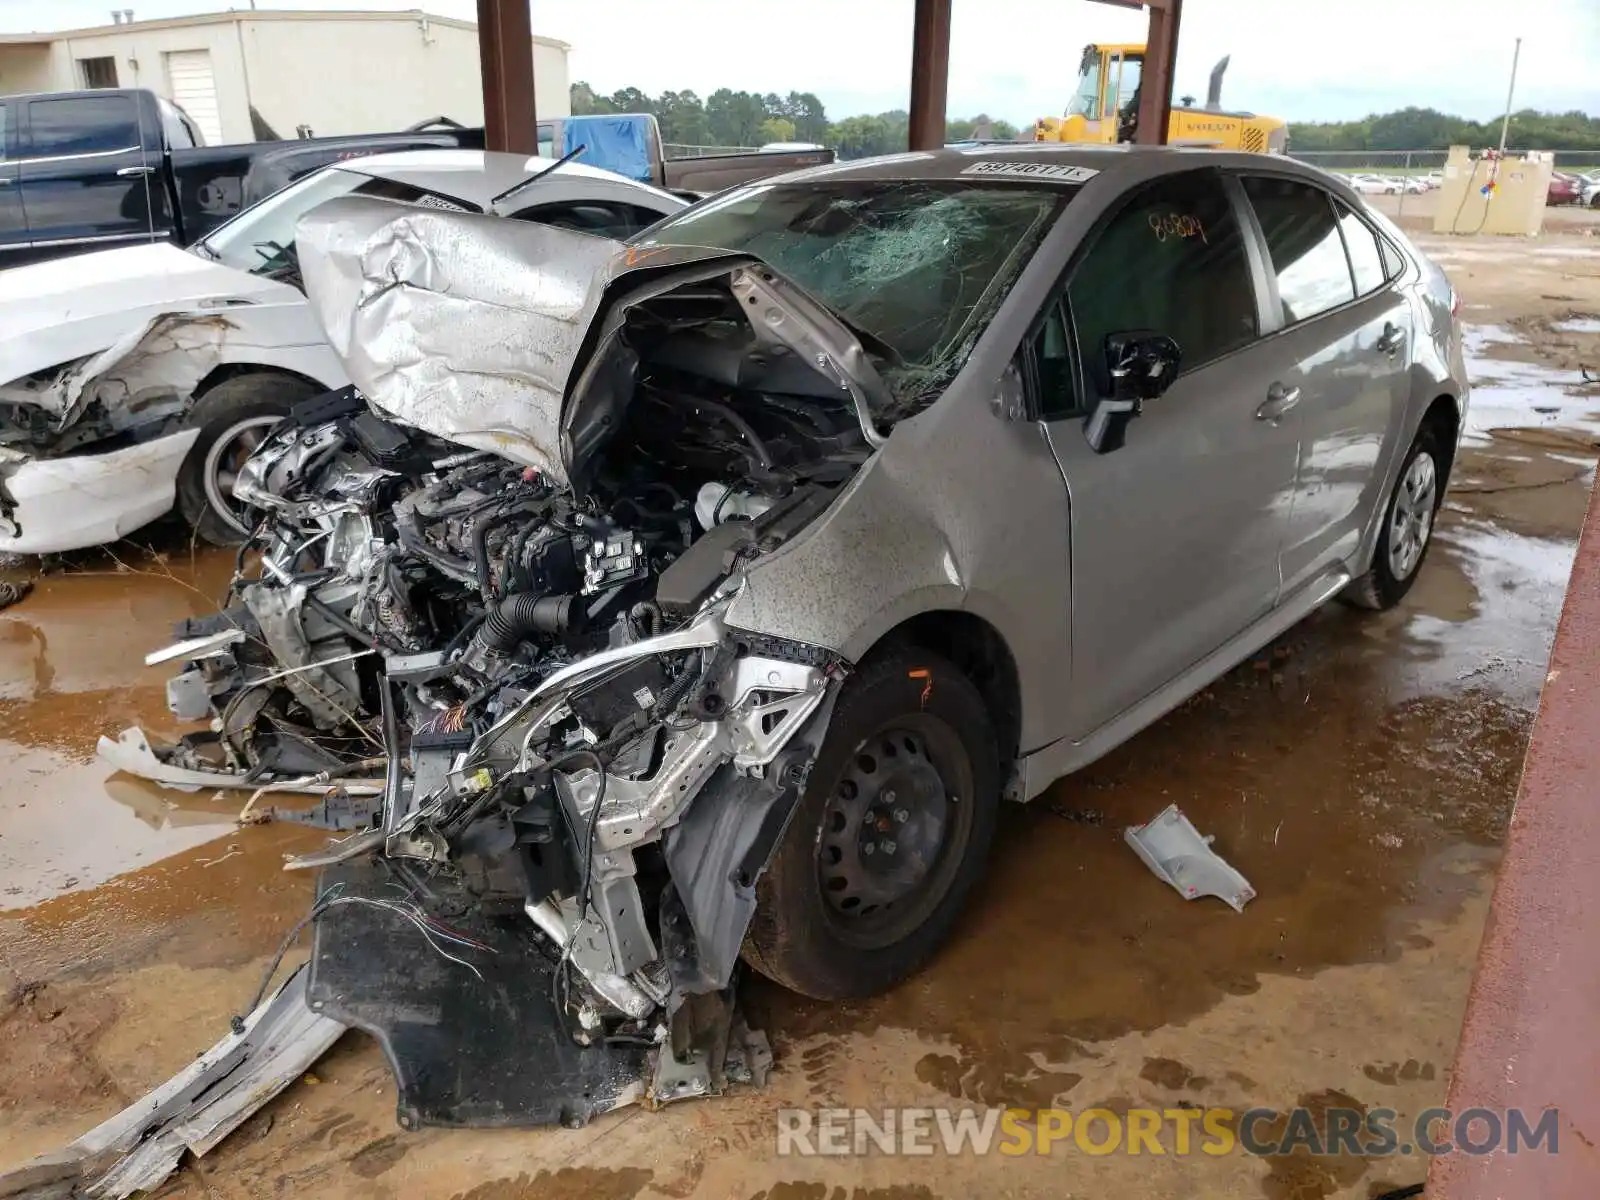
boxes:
[18,93,157,255]
[1033,168,1301,739]
[1235,175,1414,594]
[0,100,26,264]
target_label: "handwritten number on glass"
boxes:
[1148,212,1208,245]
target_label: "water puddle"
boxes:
[0,741,236,910]
[0,548,244,908]
[1399,522,1576,706]
[1460,323,1600,445]
[1553,316,1600,335]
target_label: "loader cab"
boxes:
[1054,44,1144,144]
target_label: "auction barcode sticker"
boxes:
[960,161,1101,182]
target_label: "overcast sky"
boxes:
[3,0,1596,125]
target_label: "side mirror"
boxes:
[1083,331,1182,454]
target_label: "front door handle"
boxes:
[1376,321,1407,355]
[116,165,156,178]
[1255,383,1302,423]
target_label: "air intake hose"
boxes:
[479,593,585,652]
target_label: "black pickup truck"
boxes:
[0,88,484,269]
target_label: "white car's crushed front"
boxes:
[0,152,687,556]
[0,252,328,551]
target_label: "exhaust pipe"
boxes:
[1207,56,1231,111]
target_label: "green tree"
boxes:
[607,87,655,115]
[759,116,797,144]
[784,91,829,143]
[570,81,615,116]
[656,89,712,146]
[828,112,907,158]
[706,89,767,147]
[1288,107,1600,153]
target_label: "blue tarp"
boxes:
[563,115,653,183]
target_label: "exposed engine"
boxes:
[122,298,872,1116]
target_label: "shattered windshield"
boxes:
[634,180,1070,413]
[197,168,475,283]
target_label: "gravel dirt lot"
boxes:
[2,204,1598,1200]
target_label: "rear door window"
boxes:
[25,94,141,158]
[1334,200,1387,296]
[1379,234,1405,281]
[1068,169,1258,393]
[1241,176,1355,324]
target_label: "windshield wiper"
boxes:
[489,143,588,210]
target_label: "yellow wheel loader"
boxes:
[1036,44,1288,153]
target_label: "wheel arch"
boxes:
[864,609,1024,770]
[1420,392,1462,492]
[193,362,331,402]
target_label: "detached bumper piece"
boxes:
[1124,803,1256,912]
[306,861,770,1130]
[0,967,344,1200]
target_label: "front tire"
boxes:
[177,374,320,545]
[743,649,1000,1000]
[1342,422,1445,611]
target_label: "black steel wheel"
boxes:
[816,714,976,949]
[744,648,1000,1000]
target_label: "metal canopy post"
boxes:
[908,0,953,151]
[477,0,537,154]
[1089,0,1182,145]
[1135,0,1180,144]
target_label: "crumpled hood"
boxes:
[296,196,891,489]
[296,196,624,485]
[0,243,302,389]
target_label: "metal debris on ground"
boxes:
[0,579,33,611]
[1045,802,1105,826]
[1124,803,1256,912]
[242,788,385,830]
[0,966,345,1200]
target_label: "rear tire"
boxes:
[1342,422,1445,611]
[743,649,1000,1000]
[177,374,320,546]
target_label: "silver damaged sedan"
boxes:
[120,145,1466,1125]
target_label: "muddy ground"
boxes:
[2,209,1599,1199]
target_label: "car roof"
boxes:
[329,148,683,210]
[768,143,1338,190]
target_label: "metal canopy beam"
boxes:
[477,0,537,154]
[907,0,953,151]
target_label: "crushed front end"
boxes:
[105,197,890,1124]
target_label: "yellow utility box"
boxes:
[1434,145,1553,236]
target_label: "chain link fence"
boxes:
[1289,149,1600,218]
[1291,149,1600,173]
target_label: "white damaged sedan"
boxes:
[0,150,684,554]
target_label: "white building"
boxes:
[0,8,570,146]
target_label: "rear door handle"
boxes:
[1255,383,1302,423]
[1376,322,1406,355]
[116,165,155,178]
